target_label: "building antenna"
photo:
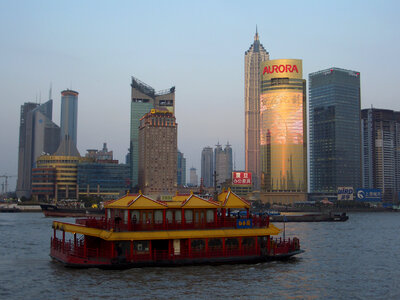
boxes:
[49,83,53,100]
[233,151,236,171]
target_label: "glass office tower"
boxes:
[201,146,214,187]
[60,90,79,146]
[260,59,307,192]
[309,68,361,193]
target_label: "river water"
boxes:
[0,212,399,299]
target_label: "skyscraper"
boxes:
[214,143,233,186]
[260,59,307,193]
[309,68,361,193]
[130,76,175,188]
[177,150,187,187]
[245,28,269,189]
[201,146,214,187]
[189,167,198,187]
[361,108,400,202]
[16,100,60,199]
[60,90,79,146]
[138,110,177,195]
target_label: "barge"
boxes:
[50,190,304,268]
[41,203,104,218]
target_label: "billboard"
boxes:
[262,59,303,80]
[337,187,354,200]
[232,172,252,185]
[356,189,382,202]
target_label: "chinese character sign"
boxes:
[337,187,354,201]
[232,172,252,185]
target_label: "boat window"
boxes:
[226,238,239,249]
[191,239,205,251]
[106,209,111,220]
[206,209,214,222]
[154,210,163,223]
[123,210,128,223]
[131,210,139,223]
[142,211,153,223]
[134,241,149,252]
[166,210,173,223]
[242,237,255,248]
[208,238,222,249]
[175,210,181,223]
[184,210,193,223]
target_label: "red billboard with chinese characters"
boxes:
[232,172,252,185]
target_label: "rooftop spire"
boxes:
[254,25,259,41]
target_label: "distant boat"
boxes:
[270,212,348,222]
[40,203,104,217]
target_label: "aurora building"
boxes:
[244,29,269,189]
[260,59,307,202]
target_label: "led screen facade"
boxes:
[260,59,307,192]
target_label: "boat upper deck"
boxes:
[52,190,281,240]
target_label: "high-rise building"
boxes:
[86,143,114,162]
[60,90,79,146]
[260,59,307,193]
[201,146,214,187]
[214,143,233,186]
[245,28,269,189]
[130,76,175,188]
[16,100,60,199]
[309,68,361,193]
[361,108,400,203]
[189,167,198,187]
[77,162,130,200]
[32,154,91,201]
[138,110,177,195]
[177,150,186,187]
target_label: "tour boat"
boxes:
[50,190,304,268]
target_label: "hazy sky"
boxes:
[1,0,400,191]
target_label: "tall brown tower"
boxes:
[245,28,269,189]
[138,109,177,196]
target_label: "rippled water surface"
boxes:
[1,212,400,299]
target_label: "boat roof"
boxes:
[105,193,167,209]
[105,190,250,210]
[217,189,251,209]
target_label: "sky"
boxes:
[1,0,400,191]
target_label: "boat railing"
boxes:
[75,215,269,232]
[269,237,300,255]
[51,237,261,263]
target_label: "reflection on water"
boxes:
[1,213,400,299]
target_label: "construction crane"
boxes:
[0,175,17,195]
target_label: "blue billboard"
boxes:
[356,189,382,202]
